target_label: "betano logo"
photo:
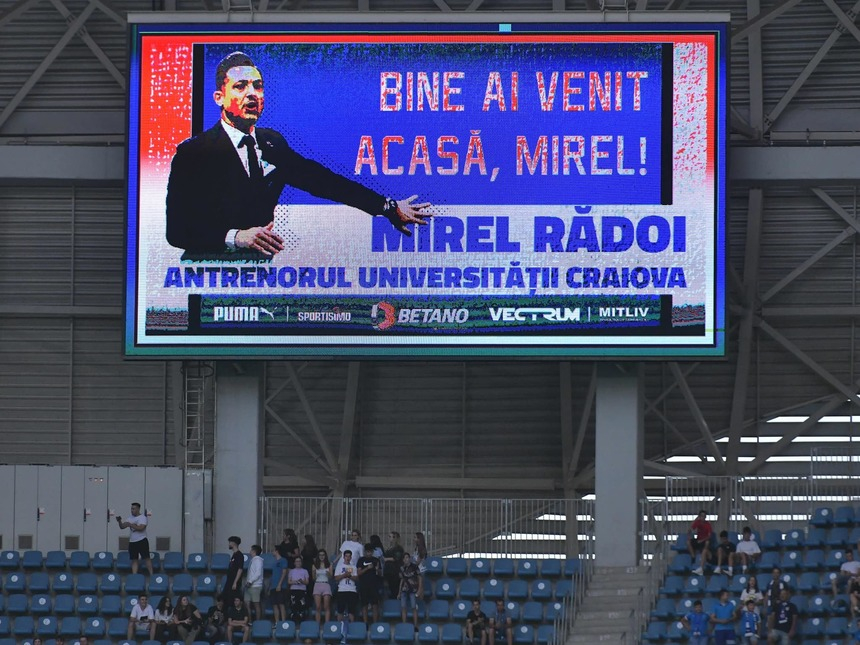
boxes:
[212,305,279,322]
[371,302,470,330]
[370,302,397,331]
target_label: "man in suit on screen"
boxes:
[166,51,430,259]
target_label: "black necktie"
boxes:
[240,134,263,182]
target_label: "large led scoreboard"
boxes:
[125,15,728,358]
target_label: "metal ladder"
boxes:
[184,363,209,470]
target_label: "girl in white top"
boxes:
[739,576,765,615]
[312,550,333,625]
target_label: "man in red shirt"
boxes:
[687,509,713,575]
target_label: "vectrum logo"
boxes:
[370,301,396,331]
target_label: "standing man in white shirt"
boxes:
[117,502,153,576]
[244,544,265,622]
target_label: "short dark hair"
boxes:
[693,600,702,607]
[719,530,728,538]
[343,549,352,556]
[228,535,241,545]
[251,544,261,556]
[215,52,256,91]
[742,526,752,533]
[131,502,141,509]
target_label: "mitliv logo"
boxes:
[370,301,396,331]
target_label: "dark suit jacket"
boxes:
[166,122,386,254]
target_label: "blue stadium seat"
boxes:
[469,559,491,577]
[116,551,132,573]
[670,534,688,552]
[780,550,802,571]
[148,573,169,594]
[780,573,798,590]
[651,598,676,621]
[516,560,539,578]
[55,594,75,616]
[783,529,804,548]
[539,560,561,578]
[424,557,444,576]
[522,602,543,623]
[643,621,668,643]
[545,602,564,622]
[78,595,99,616]
[45,551,67,570]
[36,617,57,637]
[108,618,129,639]
[348,622,368,643]
[826,549,847,569]
[69,551,91,570]
[705,574,728,594]
[827,527,850,548]
[676,598,695,616]
[435,578,456,600]
[196,573,218,595]
[530,579,552,600]
[834,506,856,526]
[812,507,835,527]
[659,575,684,596]
[125,573,146,594]
[802,616,824,637]
[668,553,692,574]
[513,625,533,644]
[666,619,688,641]
[92,551,114,571]
[806,527,827,548]
[251,620,273,640]
[503,601,520,622]
[791,595,808,615]
[0,639,10,645]
[173,573,194,595]
[322,621,343,643]
[102,595,122,617]
[22,550,44,570]
[394,622,416,644]
[0,618,9,637]
[0,551,20,569]
[799,572,822,592]
[163,551,184,572]
[85,617,106,638]
[803,549,825,571]
[148,551,162,572]
[535,625,553,645]
[53,572,73,593]
[187,553,208,572]
[30,572,50,593]
[480,601,495,618]
[441,623,461,645]
[369,622,391,644]
[493,559,514,577]
[758,551,780,570]
[195,596,214,615]
[760,529,784,551]
[274,620,296,640]
[12,617,35,637]
[451,601,470,621]
[60,617,82,637]
[808,594,829,616]
[508,580,528,600]
[5,572,25,592]
[382,599,401,620]
[459,578,480,600]
[825,616,848,637]
[7,594,28,615]
[562,559,581,577]
[683,574,706,595]
[446,558,467,577]
[728,573,749,593]
[428,600,450,621]
[30,594,52,615]
[554,580,572,599]
[418,624,439,645]
[483,578,504,600]
[99,572,119,594]
[210,553,230,572]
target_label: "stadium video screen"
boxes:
[125,19,727,358]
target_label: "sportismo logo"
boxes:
[370,302,397,331]
[213,305,277,322]
[489,307,581,322]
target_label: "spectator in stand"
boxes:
[202,596,228,644]
[312,549,333,625]
[78,638,88,645]
[384,532,406,598]
[244,544,265,622]
[413,532,428,571]
[764,567,786,616]
[153,596,176,641]
[687,510,713,575]
[289,556,311,621]
[736,526,762,573]
[173,595,203,645]
[681,599,710,645]
[767,587,797,644]
[714,530,737,576]
[272,545,289,623]
[301,534,319,572]
[223,536,244,605]
[849,572,860,618]
[489,599,513,645]
[116,502,153,576]
[226,595,251,643]
[465,599,488,645]
[710,590,736,645]
[739,575,764,615]
[832,549,860,597]
[334,549,360,622]
[369,534,386,599]
[398,552,423,629]
[357,542,381,623]
[278,529,300,564]
[340,529,365,561]
[739,599,761,644]
[128,594,156,640]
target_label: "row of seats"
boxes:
[0,573,572,603]
[0,618,556,645]
[653,594,849,619]
[669,547,853,573]
[0,551,580,579]
[661,571,845,596]
[644,617,853,643]
[670,526,860,553]
[810,506,860,527]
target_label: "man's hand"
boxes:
[384,195,432,236]
[235,222,284,255]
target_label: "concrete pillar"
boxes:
[214,363,263,551]
[595,364,644,566]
